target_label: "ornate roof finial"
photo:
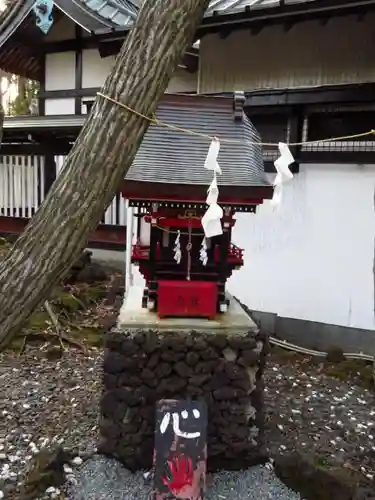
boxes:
[33,0,54,35]
[233,90,246,121]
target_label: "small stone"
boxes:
[185,352,200,367]
[223,347,237,362]
[155,362,172,378]
[174,361,192,378]
[200,347,219,361]
[213,387,239,400]
[206,333,227,349]
[72,456,83,466]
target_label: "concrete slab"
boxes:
[117,284,257,334]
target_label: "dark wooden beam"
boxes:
[300,151,375,163]
[181,52,199,73]
[39,55,46,116]
[42,83,375,109]
[98,40,122,58]
[43,154,57,201]
[288,108,304,174]
[245,82,375,107]
[307,110,375,142]
[39,30,128,54]
[39,87,100,99]
[198,0,375,36]
[0,216,127,251]
[0,141,73,156]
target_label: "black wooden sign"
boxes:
[150,399,207,500]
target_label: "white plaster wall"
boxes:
[199,13,375,92]
[45,98,75,115]
[45,52,76,90]
[228,164,375,331]
[82,49,115,88]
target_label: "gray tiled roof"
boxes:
[125,95,268,187]
[77,0,317,28]
[80,0,138,27]
[205,0,316,16]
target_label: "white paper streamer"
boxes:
[173,230,181,264]
[202,139,223,238]
[270,142,294,208]
[204,138,222,174]
[206,174,219,205]
[199,237,208,266]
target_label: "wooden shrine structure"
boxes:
[122,92,272,318]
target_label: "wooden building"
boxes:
[1,0,375,352]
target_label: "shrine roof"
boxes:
[56,0,138,30]
[125,92,269,188]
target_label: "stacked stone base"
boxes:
[100,327,268,471]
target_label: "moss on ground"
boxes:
[324,359,373,389]
[272,346,374,390]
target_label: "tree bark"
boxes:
[0,0,211,350]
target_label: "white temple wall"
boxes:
[199,14,375,92]
[44,45,197,115]
[228,163,375,332]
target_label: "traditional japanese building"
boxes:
[0,0,375,351]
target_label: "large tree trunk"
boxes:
[0,0,211,350]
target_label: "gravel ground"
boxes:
[0,345,374,499]
[264,353,375,480]
[0,349,102,499]
[66,456,302,500]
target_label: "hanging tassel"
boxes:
[173,230,181,264]
[202,139,223,238]
[199,237,208,266]
[270,142,294,208]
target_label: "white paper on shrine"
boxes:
[199,237,208,266]
[202,139,223,238]
[173,231,181,264]
[206,175,219,205]
[271,142,294,207]
[204,138,222,174]
[202,203,223,238]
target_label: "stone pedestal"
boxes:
[99,297,268,471]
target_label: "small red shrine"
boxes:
[121,92,273,320]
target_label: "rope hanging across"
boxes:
[96,92,375,147]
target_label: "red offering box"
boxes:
[157,280,217,319]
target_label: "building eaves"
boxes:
[0,0,35,47]
[205,0,316,16]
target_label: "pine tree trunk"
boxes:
[0,0,211,350]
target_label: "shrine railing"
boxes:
[0,155,128,249]
[0,155,127,226]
